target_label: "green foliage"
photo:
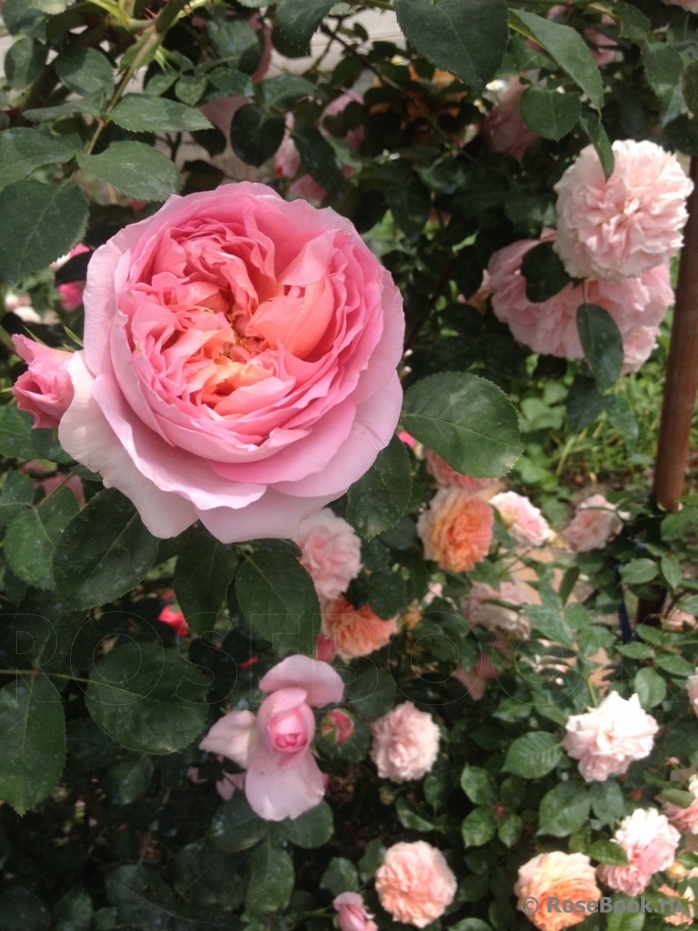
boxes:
[347,435,412,539]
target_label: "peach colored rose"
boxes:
[565,494,626,552]
[490,491,550,546]
[657,884,694,926]
[662,774,698,835]
[321,596,398,660]
[598,808,680,895]
[424,448,496,493]
[295,507,362,600]
[554,140,693,281]
[488,230,673,369]
[482,78,539,161]
[562,691,659,781]
[464,581,531,639]
[375,841,457,928]
[688,674,698,717]
[333,893,378,931]
[417,488,493,572]
[51,184,404,543]
[200,655,343,820]
[370,702,440,783]
[12,336,75,430]
[515,851,601,931]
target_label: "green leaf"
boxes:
[174,526,238,637]
[538,782,590,836]
[0,888,50,931]
[172,842,244,910]
[346,668,396,718]
[660,787,696,808]
[0,675,65,815]
[620,558,658,585]
[229,104,285,167]
[260,75,321,109]
[106,865,206,929]
[618,2,650,42]
[0,128,81,191]
[520,86,581,141]
[394,0,508,94]
[53,488,158,609]
[276,801,333,848]
[520,241,572,303]
[347,436,412,540]
[528,605,576,647]
[606,898,646,931]
[366,568,406,620]
[655,652,695,677]
[77,142,181,202]
[55,47,112,96]
[402,372,521,479]
[103,754,154,806]
[245,844,294,913]
[451,921,493,931]
[275,0,336,52]
[578,109,614,180]
[567,374,604,432]
[0,180,88,286]
[53,887,93,931]
[5,487,79,589]
[497,811,522,848]
[588,839,628,865]
[0,405,40,459]
[589,778,625,824]
[460,764,498,806]
[85,642,208,753]
[175,73,208,108]
[662,507,698,542]
[291,125,345,198]
[633,667,667,710]
[577,303,624,390]
[110,94,212,133]
[461,807,497,847]
[24,95,105,124]
[5,37,47,89]
[511,11,603,110]
[683,61,698,115]
[605,395,639,451]
[396,797,435,831]
[0,470,34,529]
[320,858,359,896]
[661,554,682,591]
[209,794,267,853]
[235,548,320,656]
[502,732,561,778]
[643,40,684,110]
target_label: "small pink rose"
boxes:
[333,892,378,931]
[320,708,354,745]
[12,336,75,430]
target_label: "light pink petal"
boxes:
[200,709,261,768]
[245,745,325,820]
[259,655,344,707]
[58,353,196,538]
[198,488,335,543]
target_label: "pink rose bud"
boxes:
[320,709,354,745]
[315,633,337,663]
[333,892,378,931]
[260,688,316,755]
[158,605,189,637]
[12,335,75,430]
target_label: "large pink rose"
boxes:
[200,654,344,820]
[598,808,680,896]
[12,335,75,429]
[55,184,404,542]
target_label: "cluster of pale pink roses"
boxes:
[487,139,692,374]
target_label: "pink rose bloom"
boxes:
[664,0,698,8]
[199,654,343,820]
[515,851,601,931]
[452,654,499,701]
[488,230,673,369]
[598,808,680,896]
[424,448,496,493]
[370,702,440,783]
[333,893,378,931]
[215,770,245,801]
[54,244,91,311]
[295,507,362,600]
[319,708,354,745]
[54,184,404,543]
[375,841,457,928]
[464,581,531,640]
[554,140,693,281]
[321,596,398,659]
[276,93,364,201]
[417,488,494,572]
[482,78,539,162]
[562,691,659,781]
[490,491,550,546]
[12,335,75,430]
[688,674,698,718]
[662,774,698,834]
[565,493,626,552]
